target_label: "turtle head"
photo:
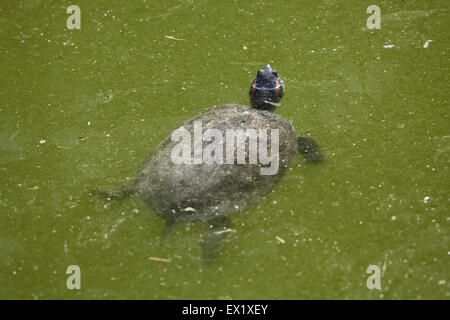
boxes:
[249,64,284,111]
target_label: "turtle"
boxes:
[98,64,323,262]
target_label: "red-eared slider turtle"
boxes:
[99,64,323,262]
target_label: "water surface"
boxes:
[1,0,449,299]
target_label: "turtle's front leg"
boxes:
[200,217,233,264]
[161,217,176,239]
[298,136,323,163]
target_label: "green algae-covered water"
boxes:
[1,0,449,299]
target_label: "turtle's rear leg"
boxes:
[298,136,323,163]
[93,184,137,199]
[200,217,234,264]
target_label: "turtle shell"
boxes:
[135,104,298,222]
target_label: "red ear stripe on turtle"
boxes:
[251,79,256,94]
[274,80,280,95]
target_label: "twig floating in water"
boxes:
[423,39,433,48]
[149,256,171,263]
[276,236,286,244]
[165,35,185,41]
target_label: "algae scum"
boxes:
[1,0,449,299]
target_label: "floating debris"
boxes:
[423,196,430,203]
[165,35,185,41]
[382,256,388,277]
[149,256,170,263]
[275,236,286,244]
[423,40,433,48]
[39,139,46,144]
[383,44,395,48]
[213,228,235,236]
[78,136,88,140]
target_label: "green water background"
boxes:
[0,0,449,299]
